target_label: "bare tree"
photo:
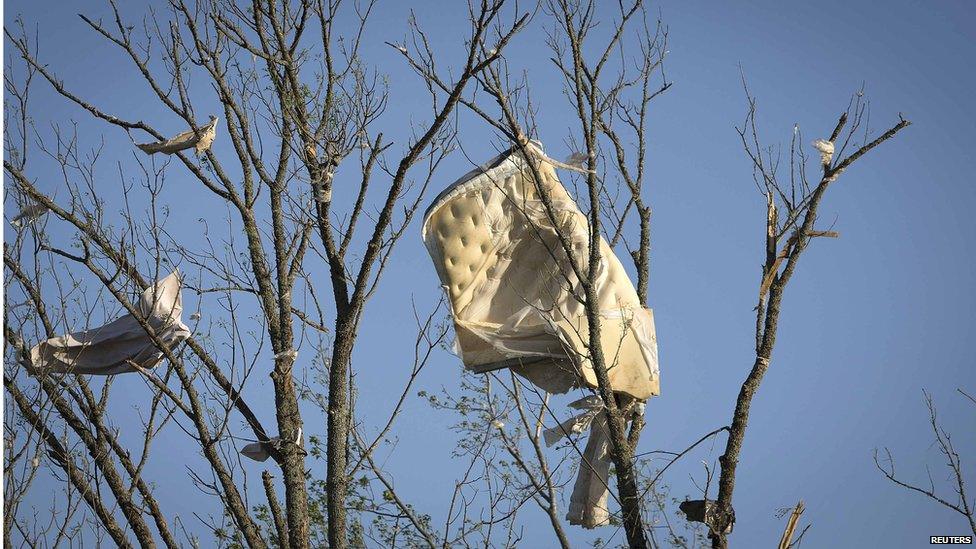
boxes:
[4,1,923,548]
[4,1,528,547]
[704,87,911,547]
[875,389,975,536]
[414,0,671,544]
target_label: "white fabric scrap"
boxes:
[567,407,612,528]
[30,271,191,375]
[10,202,50,228]
[137,116,218,155]
[241,427,302,462]
[240,441,273,462]
[812,139,834,166]
[564,151,588,169]
[544,396,648,529]
[543,396,614,529]
[543,395,604,447]
[274,349,298,360]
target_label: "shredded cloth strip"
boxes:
[421,141,660,528]
[30,270,191,375]
[136,116,218,155]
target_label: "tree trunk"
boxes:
[326,313,357,548]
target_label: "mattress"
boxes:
[421,142,659,400]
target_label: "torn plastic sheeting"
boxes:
[543,397,644,449]
[273,349,298,360]
[542,396,645,528]
[136,116,218,155]
[30,270,191,375]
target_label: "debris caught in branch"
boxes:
[273,349,298,360]
[136,116,218,155]
[564,151,588,168]
[680,499,734,534]
[422,141,660,529]
[240,427,303,462]
[812,139,834,166]
[10,201,49,228]
[30,271,191,375]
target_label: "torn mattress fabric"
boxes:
[421,141,659,400]
[422,141,660,528]
[31,270,191,375]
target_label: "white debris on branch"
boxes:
[564,151,588,169]
[136,116,218,155]
[240,427,303,462]
[812,139,834,166]
[10,201,50,228]
[422,141,660,530]
[30,271,191,375]
[274,349,298,360]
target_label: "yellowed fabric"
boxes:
[424,143,660,528]
[136,116,218,155]
[422,143,659,400]
[569,408,612,527]
[30,270,191,375]
[543,395,613,527]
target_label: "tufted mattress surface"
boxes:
[421,143,659,400]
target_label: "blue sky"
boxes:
[5,0,975,547]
